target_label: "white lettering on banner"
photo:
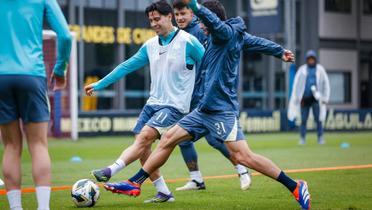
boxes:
[61,117,137,133]
[58,110,372,135]
[240,111,281,132]
[69,25,155,45]
[78,117,112,132]
[325,110,372,130]
[112,117,137,132]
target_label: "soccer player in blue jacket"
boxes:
[0,1,72,209]
[173,0,251,191]
[103,0,311,209]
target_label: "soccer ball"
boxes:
[71,179,100,207]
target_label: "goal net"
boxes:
[43,30,78,140]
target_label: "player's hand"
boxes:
[50,72,66,91]
[282,49,295,63]
[84,84,95,96]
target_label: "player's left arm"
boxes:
[186,35,205,67]
[45,0,72,90]
[243,32,294,62]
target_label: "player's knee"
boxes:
[136,131,156,147]
[162,131,175,142]
[4,143,22,155]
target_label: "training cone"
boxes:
[70,156,83,163]
[340,142,350,149]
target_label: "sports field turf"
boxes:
[1,132,372,209]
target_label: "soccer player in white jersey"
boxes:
[84,0,205,203]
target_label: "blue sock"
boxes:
[179,142,198,164]
[129,168,149,184]
[277,171,297,192]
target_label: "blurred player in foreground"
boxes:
[0,1,72,209]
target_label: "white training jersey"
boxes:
[146,30,196,114]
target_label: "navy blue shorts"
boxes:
[178,109,245,142]
[133,104,184,136]
[0,75,50,124]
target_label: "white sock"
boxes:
[6,189,23,210]
[108,159,125,176]
[190,171,203,183]
[36,186,51,210]
[152,176,171,195]
[235,164,248,175]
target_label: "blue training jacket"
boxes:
[183,18,209,110]
[192,5,284,114]
[0,0,72,77]
[184,17,209,47]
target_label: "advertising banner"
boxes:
[58,109,372,137]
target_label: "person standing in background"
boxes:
[288,50,331,145]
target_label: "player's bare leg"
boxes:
[140,146,175,203]
[24,122,51,186]
[225,140,311,209]
[225,140,281,179]
[24,122,52,210]
[143,125,192,173]
[120,126,159,165]
[1,121,24,210]
[103,125,192,197]
[1,120,23,191]
[92,126,160,182]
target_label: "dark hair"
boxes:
[145,0,173,17]
[202,0,226,21]
[173,0,189,10]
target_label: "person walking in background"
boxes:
[288,50,330,145]
[0,1,72,209]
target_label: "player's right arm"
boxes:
[243,33,295,63]
[85,45,149,96]
[45,0,72,77]
[184,0,233,42]
[243,33,284,58]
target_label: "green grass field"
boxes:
[1,132,372,210]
